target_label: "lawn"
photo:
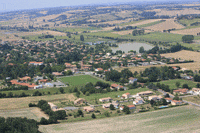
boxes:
[0,107,48,121]
[39,105,200,133]
[158,79,197,90]
[59,75,102,86]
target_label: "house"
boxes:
[83,106,94,112]
[48,102,58,110]
[164,98,173,103]
[172,66,179,71]
[173,89,188,95]
[148,95,162,101]
[29,61,43,66]
[192,88,200,95]
[52,72,63,76]
[10,79,38,89]
[133,97,144,105]
[95,68,103,72]
[128,77,137,84]
[171,100,183,105]
[136,91,153,96]
[102,103,119,108]
[110,84,126,90]
[122,93,130,99]
[39,79,50,84]
[74,98,86,105]
[19,76,31,82]
[99,97,112,102]
[120,105,136,110]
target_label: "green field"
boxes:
[39,105,200,133]
[59,75,101,86]
[179,18,200,26]
[159,79,197,90]
[0,107,48,121]
[80,87,151,104]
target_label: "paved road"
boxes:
[182,100,200,107]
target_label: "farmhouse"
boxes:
[29,61,43,66]
[164,98,173,103]
[10,79,39,89]
[128,77,137,84]
[74,98,86,105]
[173,89,188,95]
[99,97,112,102]
[171,100,183,105]
[48,102,58,110]
[38,79,50,84]
[83,106,94,112]
[19,76,31,82]
[110,84,126,90]
[137,91,153,96]
[122,93,130,99]
[95,68,103,72]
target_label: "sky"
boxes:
[0,0,188,12]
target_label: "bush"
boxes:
[40,117,49,125]
[28,103,37,107]
[103,111,110,117]
[91,113,96,119]
[85,91,90,96]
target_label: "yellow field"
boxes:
[16,30,66,36]
[171,27,200,35]
[144,19,185,32]
[0,94,75,110]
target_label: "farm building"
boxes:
[128,77,138,84]
[102,103,119,108]
[99,97,112,102]
[122,93,130,99]
[173,89,188,95]
[148,95,162,101]
[171,100,183,105]
[83,106,94,112]
[74,98,86,105]
[133,97,144,105]
[120,105,136,110]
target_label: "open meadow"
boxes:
[0,107,48,121]
[0,94,75,110]
[39,105,200,133]
[183,96,200,105]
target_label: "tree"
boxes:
[175,81,180,88]
[182,83,189,89]
[103,111,110,117]
[109,104,115,110]
[55,110,67,120]
[139,46,145,53]
[123,106,130,114]
[161,98,168,105]
[91,113,96,119]
[40,117,49,125]
[59,87,64,94]
[80,35,84,41]
[182,35,194,43]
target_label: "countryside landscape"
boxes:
[0,0,200,132]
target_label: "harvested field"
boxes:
[0,94,75,110]
[102,19,162,31]
[156,9,200,16]
[39,106,200,133]
[144,19,185,32]
[18,30,66,36]
[171,27,200,35]
[0,107,48,121]
[183,96,200,105]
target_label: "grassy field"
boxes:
[179,18,200,26]
[39,105,200,133]
[59,75,102,86]
[0,107,48,121]
[0,93,76,110]
[158,79,197,90]
[80,87,150,104]
[182,96,200,105]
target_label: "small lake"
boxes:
[111,42,153,53]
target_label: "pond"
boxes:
[111,42,153,53]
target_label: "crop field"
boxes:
[158,79,197,90]
[156,8,200,16]
[171,27,200,35]
[39,105,200,133]
[17,30,66,36]
[59,75,101,86]
[144,19,185,32]
[0,94,76,110]
[0,107,48,121]
[182,96,200,105]
[179,18,200,26]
